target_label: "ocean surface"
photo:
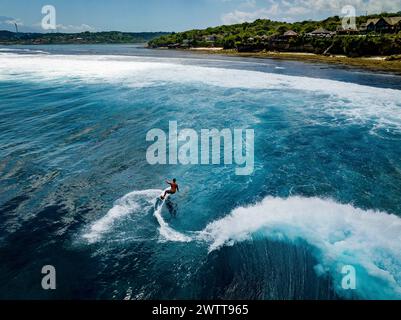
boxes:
[0,44,401,300]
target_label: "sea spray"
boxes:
[198,196,401,299]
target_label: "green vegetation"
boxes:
[149,17,340,48]
[148,12,401,57]
[324,34,401,56]
[0,31,170,45]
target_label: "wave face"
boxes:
[1,47,401,299]
[198,196,401,299]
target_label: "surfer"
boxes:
[161,179,179,200]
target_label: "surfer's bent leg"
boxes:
[161,189,173,199]
[163,190,174,197]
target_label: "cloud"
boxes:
[30,22,96,33]
[221,0,401,24]
[4,18,24,26]
[56,23,96,33]
[1,15,95,33]
[239,0,257,8]
[284,0,401,14]
[222,5,279,24]
[0,16,28,32]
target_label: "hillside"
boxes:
[148,13,401,57]
[0,31,170,45]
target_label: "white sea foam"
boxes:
[83,189,160,243]
[0,52,397,97]
[83,189,190,243]
[0,48,49,54]
[153,199,192,243]
[197,196,401,299]
[0,52,400,131]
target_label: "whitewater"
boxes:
[0,52,401,132]
[84,189,401,299]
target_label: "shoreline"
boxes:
[185,48,401,75]
[2,42,401,75]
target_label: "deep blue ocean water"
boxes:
[0,44,401,299]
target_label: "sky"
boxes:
[1,0,401,33]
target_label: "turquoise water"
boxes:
[0,44,401,299]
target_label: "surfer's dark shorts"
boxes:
[166,190,175,195]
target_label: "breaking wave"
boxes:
[84,189,401,298]
[197,196,401,299]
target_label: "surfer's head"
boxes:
[173,178,176,183]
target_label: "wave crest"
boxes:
[198,196,401,299]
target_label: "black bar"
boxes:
[1,300,400,318]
